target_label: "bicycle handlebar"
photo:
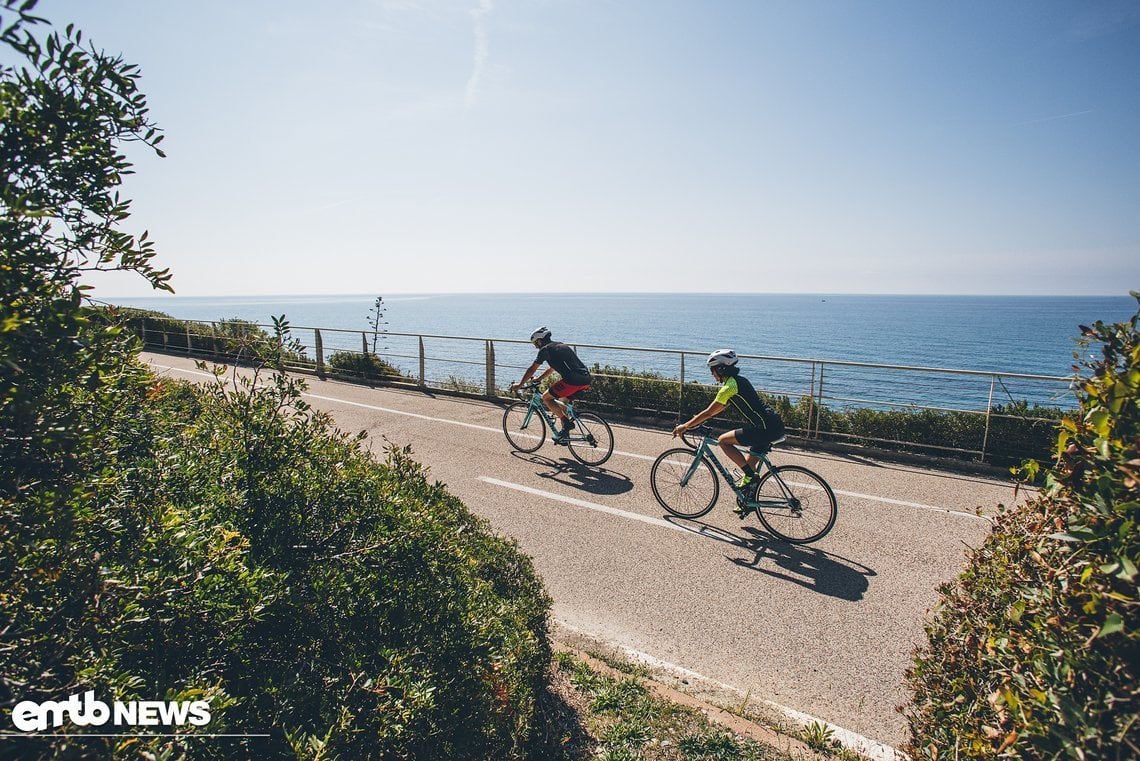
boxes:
[513,381,541,397]
[680,424,714,450]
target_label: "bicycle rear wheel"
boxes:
[502,401,546,453]
[567,412,614,466]
[754,465,837,544]
[651,448,719,518]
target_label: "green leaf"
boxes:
[1088,409,1111,437]
[1097,613,1124,638]
[1118,555,1138,581]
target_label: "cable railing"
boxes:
[126,315,1072,465]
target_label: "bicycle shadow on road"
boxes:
[511,452,635,496]
[660,516,874,602]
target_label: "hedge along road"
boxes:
[143,352,1028,750]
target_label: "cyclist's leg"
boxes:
[727,426,778,478]
[717,430,750,471]
[542,385,570,423]
[546,381,589,431]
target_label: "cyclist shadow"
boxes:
[510,452,634,496]
[660,516,874,602]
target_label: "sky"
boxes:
[12,0,1140,297]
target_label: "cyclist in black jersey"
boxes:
[510,327,592,441]
[672,349,786,513]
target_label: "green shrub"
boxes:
[161,367,552,758]
[101,306,310,367]
[2,5,552,757]
[327,349,404,381]
[904,295,1139,758]
[5,361,553,759]
[584,364,684,421]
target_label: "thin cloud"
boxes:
[315,198,358,212]
[465,0,493,107]
[1011,109,1094,127]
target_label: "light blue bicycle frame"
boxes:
[519,390,588,442]
[682,435,794,510]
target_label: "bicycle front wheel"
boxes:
[754,465,837,544]
[651,448,719,519]
[502,401,546,453]
[567,412,614,466]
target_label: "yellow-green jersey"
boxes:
[713,374,782,431]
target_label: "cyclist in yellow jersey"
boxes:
[672,349,786,514]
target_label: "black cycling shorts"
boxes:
[734,422,785,450]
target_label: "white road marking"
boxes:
[832,487,992,522]
[149,360,991,521]
[480,477,692,535]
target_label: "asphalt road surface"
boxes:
[144,353,1029,749]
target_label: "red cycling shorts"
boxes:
[549,380,590,399]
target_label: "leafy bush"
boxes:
[5,360,553,758]
[326,349,404,381]
[101,306,309,367]
[2,5,553,758]
[905,296,1139,757]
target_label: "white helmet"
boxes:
[530,326,552,343]
[706,349,738,368]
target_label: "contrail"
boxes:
[465,0,493,107]
[1012,109,1093,127]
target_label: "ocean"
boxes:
[108,293,1136,411]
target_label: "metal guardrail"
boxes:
[136,317,1072,464]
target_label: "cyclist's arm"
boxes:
[512,361,543,390]
[672,401,726,437]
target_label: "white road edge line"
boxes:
[480,477,778,551]
[149,361,988,521]
[556,621,908,761]
[479,477,691,536]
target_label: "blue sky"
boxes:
[22,0,1140,296]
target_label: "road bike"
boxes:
[502,382,615,466]
[650,425,837,544]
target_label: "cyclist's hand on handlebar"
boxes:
[671,423,687,438]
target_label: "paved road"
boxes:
[144,353,1028,748]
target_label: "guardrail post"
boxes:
[315,328,325,379]
[980,374,996,462]
[678,353,685,418]
[485,340,496,396]
[807,362,817,438]
[418,336,426,385]
[185,321,192,354]
[361,332,368,356]
[814,363,826,439]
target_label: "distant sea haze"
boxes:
[111,293,1133,379]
